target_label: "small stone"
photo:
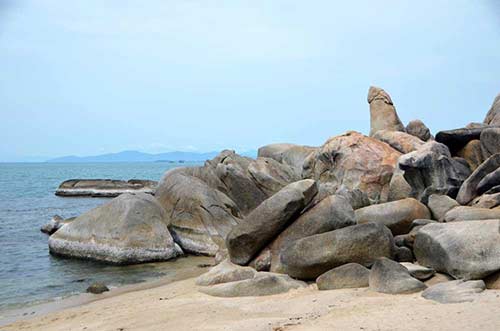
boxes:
[86,283,109,294]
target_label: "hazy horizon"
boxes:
[1,1,500,161]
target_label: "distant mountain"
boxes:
[46,150,257,163]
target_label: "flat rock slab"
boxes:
[55,179,157,197]
[369,258,426,294]
[316,263,370,290]
[198,272,307,297]
[422,280,486,304]
[196,259,256,286]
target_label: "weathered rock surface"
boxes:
[198,272,307,297]
[40,215,74,235]
[456,140,484,171]
[316,263,370,290]
[373,130,425,154]
[267,194,355,272]
[414,220,500,279]
[247,157,299,196]
[196,259,256,286]
[355,198,430,235]
[400,263,436,280]
[424,273,454,286]
[280,223,394,280]
[406,119,431,141]
[471,192,500,209]
[422,280,485,304]
[368,86,405,136]
[435,127,487,155]
[477,168,500,196]
[304,131,401,202]
[335,186,371,210]
[387,167,412,201]
[484,92,500,126]
[49,193,183,264]
[484,271,500,289]
[443,206,500,222]
[399,141,471,203]
[55,179,157,197]
[456,154,500,205]
[427,194,459,221]
[86,282,109,294]
[257,143,317,176]
[226,179,318,265]
[369,258,426,294]
[480,127,500,157]
[395,246,414,262]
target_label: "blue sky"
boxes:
[1,1,499,161]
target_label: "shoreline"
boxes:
[0,255,213,327]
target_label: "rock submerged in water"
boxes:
[40,215,74,235]
[55,179,157,197]
[49,193,183,264]
[86,282,109,294]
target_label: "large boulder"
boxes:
[226,179,318,265]
[196,259,256,286]
[414,220,500,279]
[477,168,500,195]
[480,127,500,157]
[368,86,405,136]
[406,119,432,141]
[198,272,307,297]
[483,92,500,126]
[387,167,412,201]
[422,280,486,304]
[257,143,317,176]
[369,258,426,294]
[49,193,182,264]
[316,263,370,290]
[443,206,500,222]
[435,127,486,155]
[456,154,500,205]
[304,131,401,202]
[335,185,371,210]
[267,194,355,272]
[471,192,500,209]
[456,140,484,171]
[247,157,299,196]
[427,194,459,221]
[55,179,157,197]
[400,262,436,280]
[372,130,425,154]
[279,223,395,280]
[355,198,430,235]
[399,141,471,203]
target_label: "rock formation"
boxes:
[368,86,405,136]
[55,179,157,197]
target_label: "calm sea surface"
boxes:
[0,162,199,311]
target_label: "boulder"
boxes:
[422,280,485,304]
[414,220,500,279]
[198,272,307,297]
[249,248,271,271]
[316,263,370,290]
[279,223,395,280]
[267,194,355,272]
[196,259,256,286]
[304,131,401,202]
[427,194,459,221]
[484,271,500,289]
[49,193,183,264]
[387,168,412,201]
[372,130,425,154]
[55,179,157,197]
[443,206,500,222]
[86,283,109,294]
[435,127,487,155]
[355,198,430,235]
[424,273,454,286]
[400,263,436,280]
[477,168,500,195]
[40,215,73,235]
[156,170,241,255]
[394,246,414,263]
[399,141,471,203]
[456,154,500,205]
[369,258,426,294]
[480,127,500,157]
[471,193,500,209]
[257,143,317,176]
[247,157,299,196]
[367,86,405,136]
[257,143,300,162]
[456,140,485,171]
[483,92,500,126]
[226,180,318,265]
[335,186,371,210]
[406,119,432,141]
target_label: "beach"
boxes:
[3,270,500,331]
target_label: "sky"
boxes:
[1,0,500,161]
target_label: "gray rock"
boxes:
[435,127,487,155]
[425,273,454,286]
[369,257,426,294]
[247,157,299,196]
[198,272,307,297]
[387,167,412,202]
[267,194,355,273]
[410,219,437,229]
[414,220,500,279]
[257,143,317,177]
[355,198,430,235]
[400,263,436,280]
[427,194,459,221]
[40,215,72,235]
[483,92,500,126]
[443,206,500,222]
[196,259,256,286]
[373,129,425,154]
[456,140,485,171]
[457,154,500,205]
[399,141,471,203]
[484,270,500,289]
[471,193,500,209]
[480,127,500,157]
[49,193,183,264]
[86,282,109,294]
[368,86,405,136]
[395,246,414,263]
[55,179,157,197]
[406,119,432,141]
[249,248,271,271]
[335,186,371,210]
[279,223,395,280]
[422,280,485,304]
[316,263,370,290]
[257,143,300,163]
[477,167,500,195]
[226,179,318,265]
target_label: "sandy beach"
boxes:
[3,271,500,331]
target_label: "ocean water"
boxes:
[0,162,200,312]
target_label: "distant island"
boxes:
[46,150,257,163]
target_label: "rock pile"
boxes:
[47,86,500,303]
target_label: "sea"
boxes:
[0,162,200,313]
